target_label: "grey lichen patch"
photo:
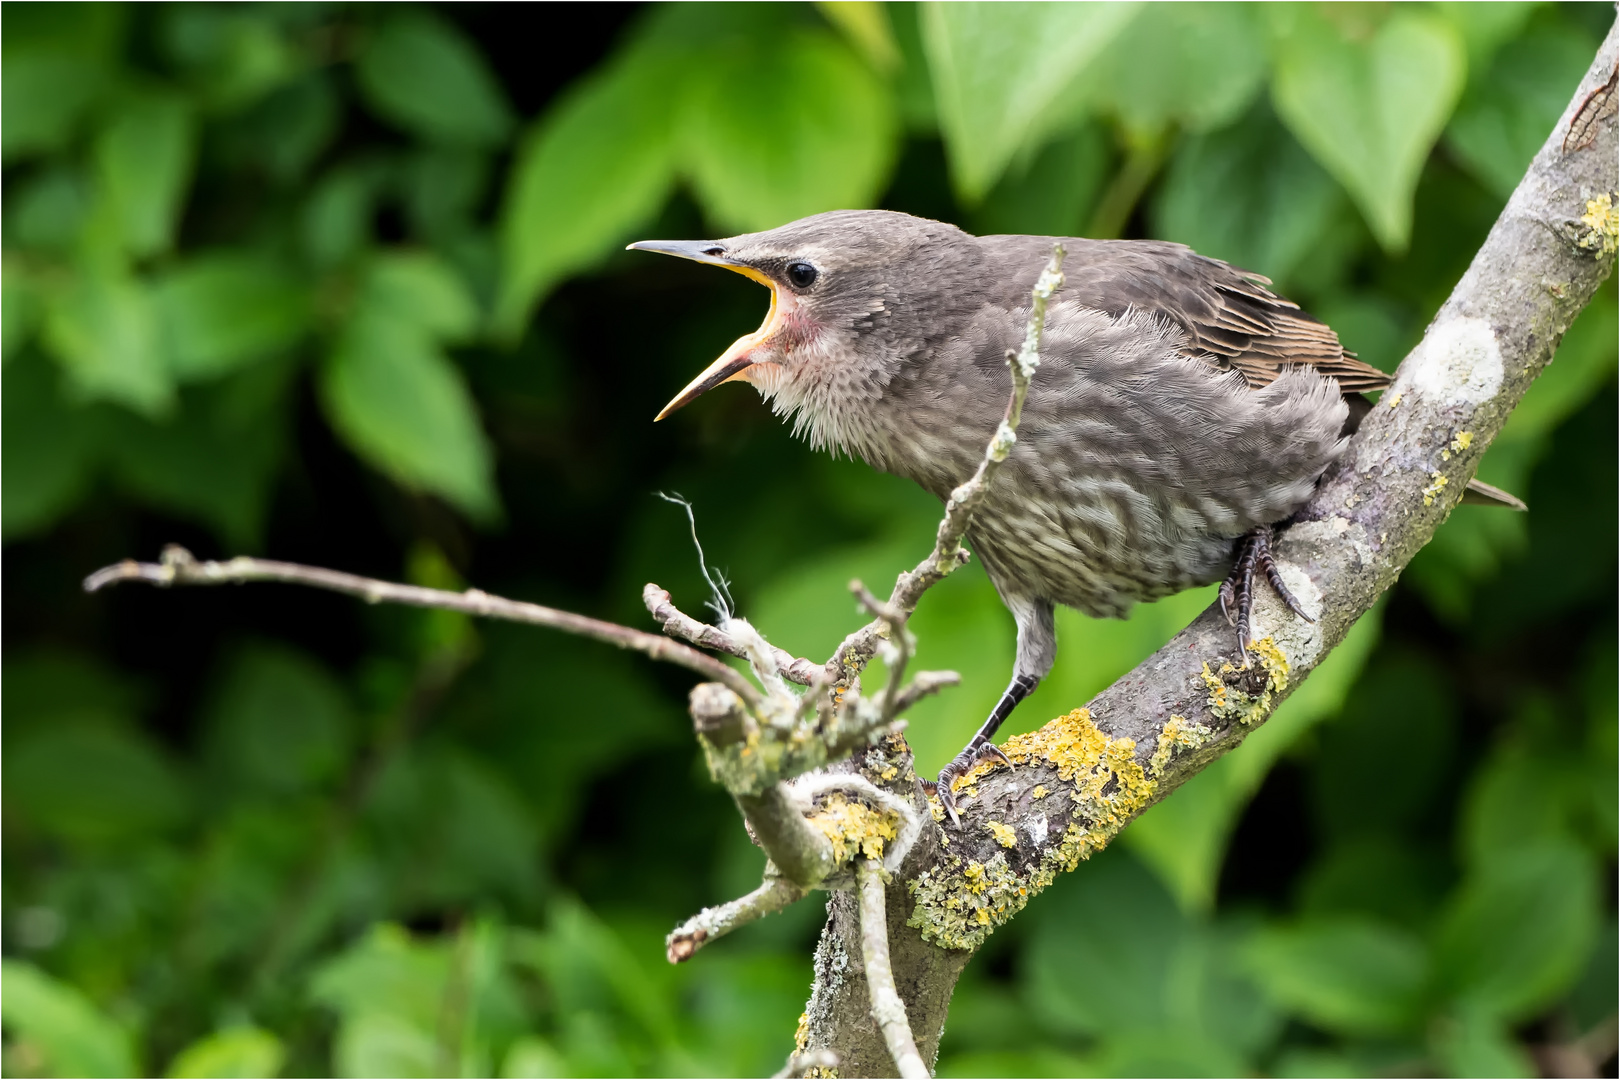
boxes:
[906,853,1029,951]
[1290,515,1373,572]
[1200,637,1290,727]
[1149,714,1213,778]
[907,709,1155,951]
[1406,316,1504,406]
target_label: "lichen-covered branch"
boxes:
[84,545,761,705]
[856,861,930,1080]
[666,877,805,963]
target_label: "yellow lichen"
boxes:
[1578,193,1618,259]
[986,821,1017,848]
[1441,431,1474,462]
[879,765,899,781]
[907,709,1156,950]
[1201,636,1290,727]
[807,794,898,865]
[1149,714,1214,778]
[1032,785,1049,800]
[1422,471,1449,507]
[795,1012,810,1053]
[1387,392,1403,409]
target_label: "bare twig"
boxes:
[773,1050,840,1079]
[855,860,929,1080]
[827,247,1066,684]
[643,583,822,686]
[87,545,761,706]
[666,877,806,963]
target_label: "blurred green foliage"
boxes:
[2,3,1614,1077]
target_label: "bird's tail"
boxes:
[1462,478,1528,511]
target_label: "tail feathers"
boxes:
[1462,478,1528,511]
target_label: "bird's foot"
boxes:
[1218,525,1314,662]
[921,742,1014,827]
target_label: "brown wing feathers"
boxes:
[1187,268,1393,395]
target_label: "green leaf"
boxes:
[1072,3,1268,137]
[319,311,497,520]
[4,258,46,362]
[1153,103,1352,287]
[8,166,95,253]
[1,55,108,162]
[1,354,103,538]
[1123,608,1383,911]
[333,1014,441,1079]
[682,30,899,233]
[921,1,1141,201]
[361,252,480,343]
[106,364,289,547]
[1270,6,1466,252]
[815,1,900,72]
[155,252,311,380]
[1447,19,1598,199]
[1,4,123,161]
[159,7,299,113]
[1243,918,1428,1035]
[970,123,1111,238]
[3,715,190,844]
[0,960,138,1078]
[93,92,197,257]
[302,162,386,268]
[1434,842,1599,1021]
[166,1027,285,1079]
[43,262,173,416]
[202,644,354,795]
[1021,850,1278,1057]
[494,51,679,337]
[1430,1004,1536,1079]
[356,13,513,146]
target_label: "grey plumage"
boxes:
[632,209,1515,818]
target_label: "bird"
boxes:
[630,210,1523,823]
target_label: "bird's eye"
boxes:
[786,262,819,289]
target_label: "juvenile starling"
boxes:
[632,210,1521,822]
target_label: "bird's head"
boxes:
[631,210,976,426]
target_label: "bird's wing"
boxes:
[989,237,1394,395]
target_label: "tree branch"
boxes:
[84,544,762,706]
[856,860,930,1080]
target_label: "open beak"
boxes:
[627,240,781,420]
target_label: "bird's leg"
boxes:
[1218,525,1314,659]
[923,674,1038,826]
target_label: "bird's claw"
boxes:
[927,741,1014,828]
[1220,525,1314,662]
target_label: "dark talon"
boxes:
[1220,525,1313,661]
[979,743,1012,768]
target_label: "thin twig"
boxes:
[855,859,930,1080]
[87,546,761,706]
[851,579,913,726]
[772,1050,840,1079]
[665,877,806,963]
[827,246,1066,684]
[643,583,821,686]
